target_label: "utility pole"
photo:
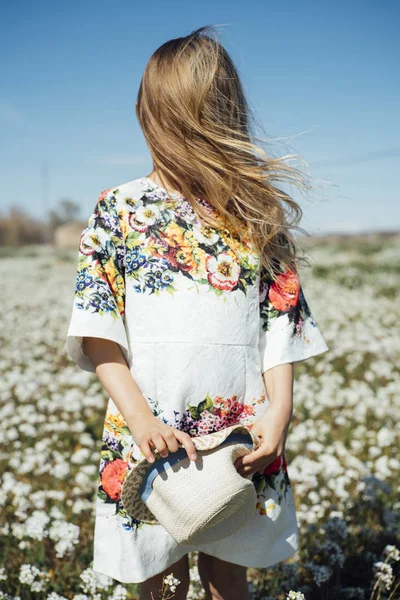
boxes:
[41,160,49,244]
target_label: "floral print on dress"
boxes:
[74,183,259,317]
[97,391,292,530]
[170,392,265,436]
[73,189,125,320]
[112,186,258,295]
[66,177,329,579]
[97,407,144,531]
[253,453,292,516]
[122,182,259,297]
[260,265,318,337]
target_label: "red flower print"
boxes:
[268,270,300,312]
[173,393,263,436]
[262,454,283,475]
[166,246,196,272]
[98,189,111,203]
[282,453,288,471]
[101,458,128,501]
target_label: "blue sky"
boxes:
[1,0,399,235]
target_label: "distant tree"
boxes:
[0,197,82,246]
[59,198,81,222]
[48,198,81,230]
[0,207,44,245]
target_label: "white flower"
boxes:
[79,567,113,594]
[164,573,181,593]
[206,252,240,291]
[24,510,50,541]
[128,201,161,231]
[49,506,64,520]
[53,460,70,479]
[287,592,306,600]
[263,498,277,517]
[377,427,395,447]
[19,564,50,593]
[383,545,400,562]
[373,561,394,590]
[49,520,80,558]
[135,204,160,225]
[72,498,93,514]
[70,447,91,464]
[110,584,128,600]
[80,226,109,254]
[192,224,219,246]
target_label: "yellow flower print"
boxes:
[163,221,186,248]
[103,259,118,282]
[120,211,132,239]
[192,246,209,278]
[257,498,276,517]
[102,263,125,315]
[113,274,124,309]
[183,229,200,248]
[105,410,127,429]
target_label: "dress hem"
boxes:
[92,537,299,584]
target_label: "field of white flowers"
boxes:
[0,236,399,600]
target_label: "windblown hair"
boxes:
[136,25,315,280]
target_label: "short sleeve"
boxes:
[258,264,329,374]
[65,188,129,372]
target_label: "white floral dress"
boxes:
[66,176,329,583]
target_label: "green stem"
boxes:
[369,578,380,600]
[387,579,400,600]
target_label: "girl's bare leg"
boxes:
[139,554,190,600]
[197,552,250,600]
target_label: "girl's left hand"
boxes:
[234,403,292,477]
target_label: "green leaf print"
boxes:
[196,394,214,415]
[189,405,201,420]
[265,473,278,492]
[118,425,131,436]
[237,278,248,293]
[213,288,224,297]
[253,476,265,496]
[97,489,108,502]
[101,449,119,462]
[126,232,144,249]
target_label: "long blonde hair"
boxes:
[136,25,316,280]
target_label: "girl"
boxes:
[66,25,329,600]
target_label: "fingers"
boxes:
[236,446,267,467]
[174,429,198,461]
[151,433,169,458]
[235,446,278,477]
[139,438,156,463]
[237,462,264,477]
[162,430,180,454]
[138,426,195,463]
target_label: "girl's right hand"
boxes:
[129,413,198,464]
